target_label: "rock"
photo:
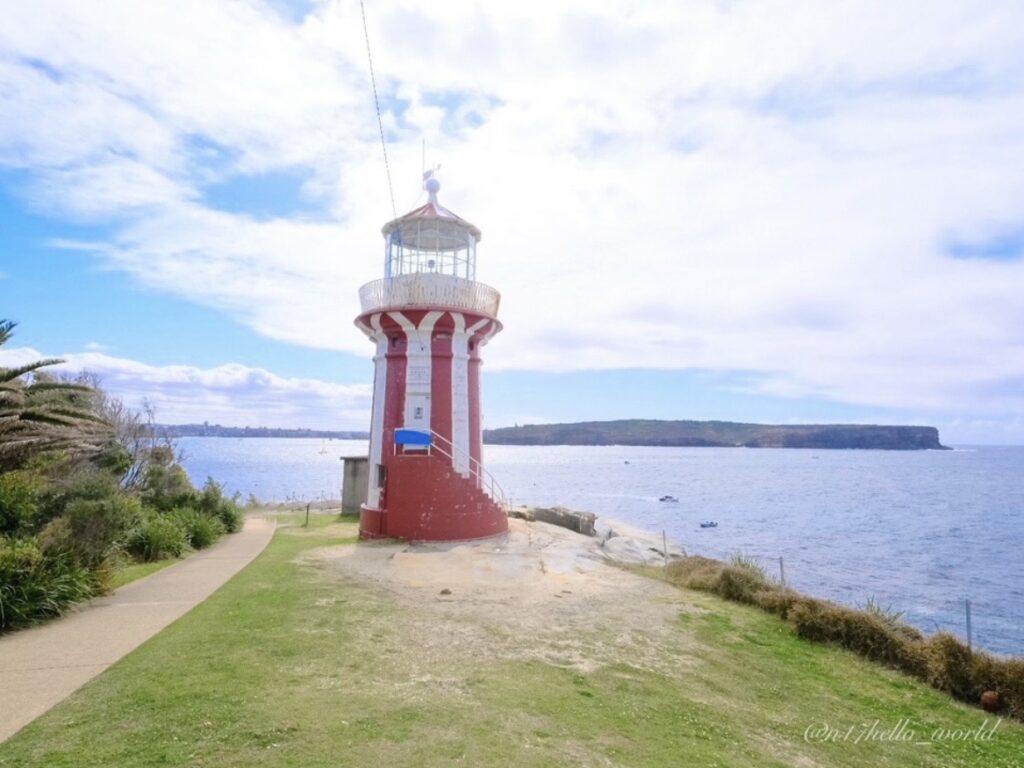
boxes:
[513,506,596,536]
[439,588,452,595]
[980,690,1002,712]
[601,536,678,566]
[596,520,685,565]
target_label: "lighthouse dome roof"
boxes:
[380,176,482,244]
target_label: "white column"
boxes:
[451,314,471,476]
[365,315,388,509]
[389,311,442,434]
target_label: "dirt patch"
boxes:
[303,519,700,675]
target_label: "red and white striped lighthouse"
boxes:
[354,173,507,541]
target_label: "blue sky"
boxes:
[2,1,1024,444]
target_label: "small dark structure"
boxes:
[341,456,369,515]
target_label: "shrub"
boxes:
[57,495,143,570]
[715,566,767,604]
[923,635,1024,718]
[788,598,928,677]
[197,478,243,533]
[665,555,770,605]
[196,477,225,516]
[752,587,800,619]
[141,447,196,511]
[988,657,1024,719]
[728,554,768,582]
[665,556,728,592]
[216,500,243,533]
[663,552,1021,721]
[126,514,188,562]
[173,507,224,549]
[926,633,975,699]
[0,471,41,536]
[0,536,94,631]
[34,470,123,529]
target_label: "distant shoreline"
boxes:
[483,419,949,450]
[159,424,369,440]
[162,419,949,450]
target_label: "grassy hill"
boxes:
[1,513,1016,767]
[485,419,947,450]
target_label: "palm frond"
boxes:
[23,381,94,395]
[0,358,67,383]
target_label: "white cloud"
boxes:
[2,1,1024,423]
[0,346,372,429]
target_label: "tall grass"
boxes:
[0,537,94,630]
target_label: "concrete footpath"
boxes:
[0,516,276,743]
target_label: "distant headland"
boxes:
[158,423,369,440]
[483,419,949,450]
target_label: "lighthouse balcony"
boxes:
[359,273,501,318]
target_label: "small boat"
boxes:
[659,495,678,503]
[700,521,718,529]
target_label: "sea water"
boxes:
[178,438,1024,656]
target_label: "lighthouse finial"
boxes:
[423,166,442,206]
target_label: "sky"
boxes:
[1,0,1023,445]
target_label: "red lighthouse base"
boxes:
[358,454,507,541]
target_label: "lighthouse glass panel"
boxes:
[385,219,477,280]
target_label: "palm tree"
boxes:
[0,320,110,472]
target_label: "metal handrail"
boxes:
[358,273,501,317]
[426,428,509,513]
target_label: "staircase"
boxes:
[426,429,509,513]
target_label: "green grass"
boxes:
[2,516,1021,767]
[107,558,180,590]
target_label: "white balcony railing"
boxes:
[358,273,501,317]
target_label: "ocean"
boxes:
[177,437,1024,656]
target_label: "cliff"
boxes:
[483,419,948,450]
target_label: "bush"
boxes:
[666,552,1023,720]
[926,633,976,698]
[665,556,729,591]
[49,495,143,570]
[665,556,770,605]
[141,447,196,511]
[716,566,767,604]
[34,470,123,529]
[0,471,41,536]
[923,634,1024,719]
[789,597,928,677]
[217,500,243,533]
[197,478,243,533]
[173,507,225,549]
[752,587,800,619]
[728,554,768,581]
[0,536,94,631]
[126,514,188,562]
[987,657,1024,719]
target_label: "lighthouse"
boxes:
[354,173,508,541]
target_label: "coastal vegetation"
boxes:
[484,419,947,450]
[661,555,1024,722]
[0,320,242,632]
[1,513,1020,767]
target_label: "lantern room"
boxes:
[382,174,481,280]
